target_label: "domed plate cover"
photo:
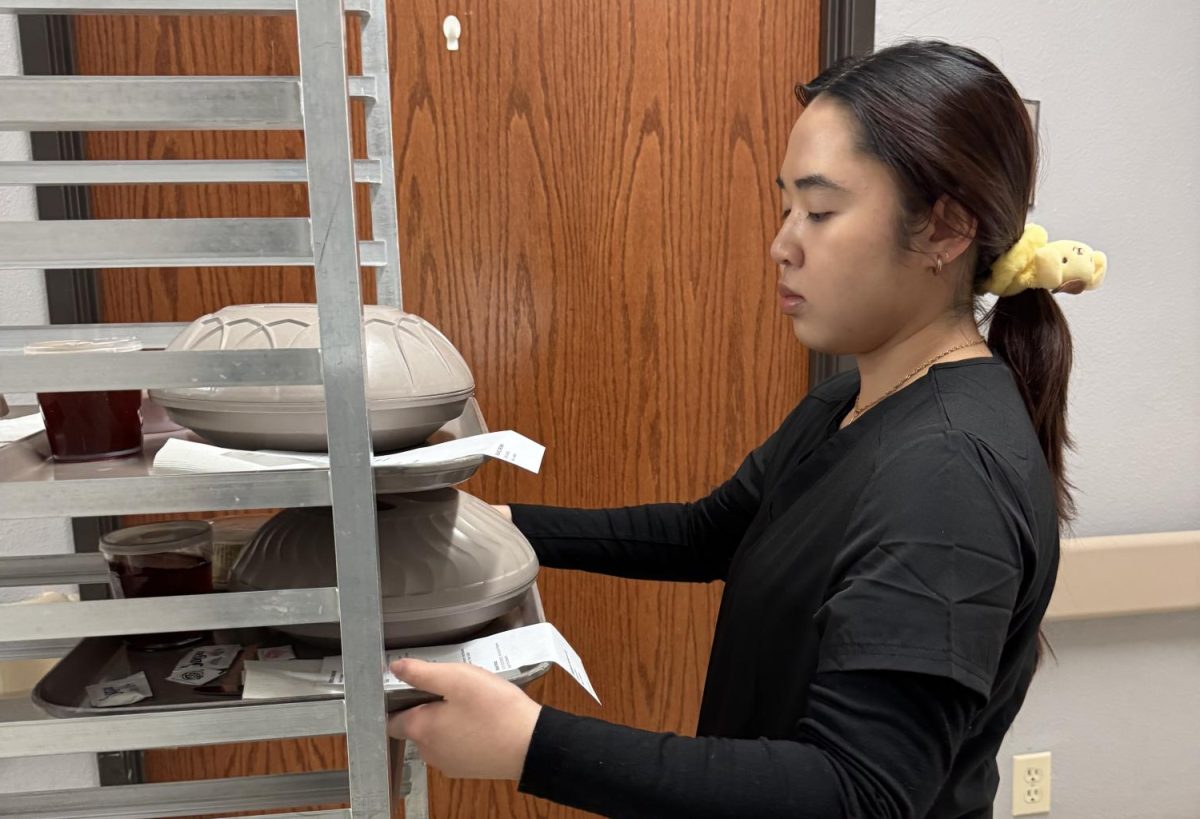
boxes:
[229,489,539,647]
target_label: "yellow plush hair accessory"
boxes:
[981,223,1107,297]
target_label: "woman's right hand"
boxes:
[492,504,513,522]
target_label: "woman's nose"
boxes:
[770,222,800,269]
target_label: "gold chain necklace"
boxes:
[851,338,987,420]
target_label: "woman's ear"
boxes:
[925,195,977,265]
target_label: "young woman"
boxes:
[387,40,1105,818]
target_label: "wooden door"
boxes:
[73,1,819,816]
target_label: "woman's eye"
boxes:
[780,208,833,223]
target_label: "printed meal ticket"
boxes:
[321,622,598,703]
[153,431,545,474]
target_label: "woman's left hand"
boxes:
[387,659,543,780]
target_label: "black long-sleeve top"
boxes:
[511,359,1060,818]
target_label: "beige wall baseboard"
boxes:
[1045,530,1200,621]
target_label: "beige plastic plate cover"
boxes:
[229,489,539,647]
[150,304,475,451]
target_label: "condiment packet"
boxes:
[258,645,295,661]
[177,644,242,670]
[241,659,334,700]
[87,671,152,707]
[168,644,242,686]
[168,665,225,686]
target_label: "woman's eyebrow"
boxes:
[774,174,849,193]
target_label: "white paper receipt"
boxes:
[153,431,545,475]
[87,671,153,708]
[321,623,598,703]
[0,412,45,445]
[374,432,545,472]
[168,644,242,686]
[241,659,334,700]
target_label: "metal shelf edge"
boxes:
[0,0,368,13]
[0,587,341,642]
[0,638,78,661]
[0,218,387,270]
[0,552,111,588]
[0,470,332,519]
[0,348,323,392]
[0,76,302,131]
[0,697,346,758]
[0,770,350,819]
[0,75,377,132]
[0,322,188,349]
[0,158,382,186]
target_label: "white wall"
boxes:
[875,2,1200,817]
[0,11,100,795]
[877,0,1200,539]
[1022,611,1200,819]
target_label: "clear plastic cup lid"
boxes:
[209,514,272,544]
[100,521,212,556]
[24,337,143,355]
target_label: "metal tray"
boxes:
[0,398,489,497]
[32,584,550,716]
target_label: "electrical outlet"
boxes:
[1012,751,1052,815]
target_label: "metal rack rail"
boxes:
[0,1,413,816]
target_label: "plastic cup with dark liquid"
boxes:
[100,521,214,651]
[23,338,145,462]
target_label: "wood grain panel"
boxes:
[391,2,818,815]
[74,1,820,816]
[74,13,376,320]
[142,737,350,818]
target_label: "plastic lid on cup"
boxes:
[100,521,212,556]
[209,514,272,544]
[24,338,143,355]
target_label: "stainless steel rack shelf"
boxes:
[0,696,348,758]
[0,770,351,819]
[0,587,341,642]
[0,398,491,517]
[0,158,384,185]
[0,1,415,816]
[0,467,334,518]
[0,552,110,588]
[0,74,379,130]
[0,0,370,13]
[0,322,189,347]
[0,218,388,270]
[1,346,324,392]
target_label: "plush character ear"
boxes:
[1052,279,1086,295]
[1091,251,1108,289]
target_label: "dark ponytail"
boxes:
[986,289,1075,519]
[798,39,1076,521]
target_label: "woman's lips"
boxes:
[778,283,806,314]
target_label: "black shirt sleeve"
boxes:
[509,412,796,583]
[518,669,983,819]
[813,430,1026,698]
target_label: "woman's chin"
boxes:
[788,319,856,358]
[787,317,824,349]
